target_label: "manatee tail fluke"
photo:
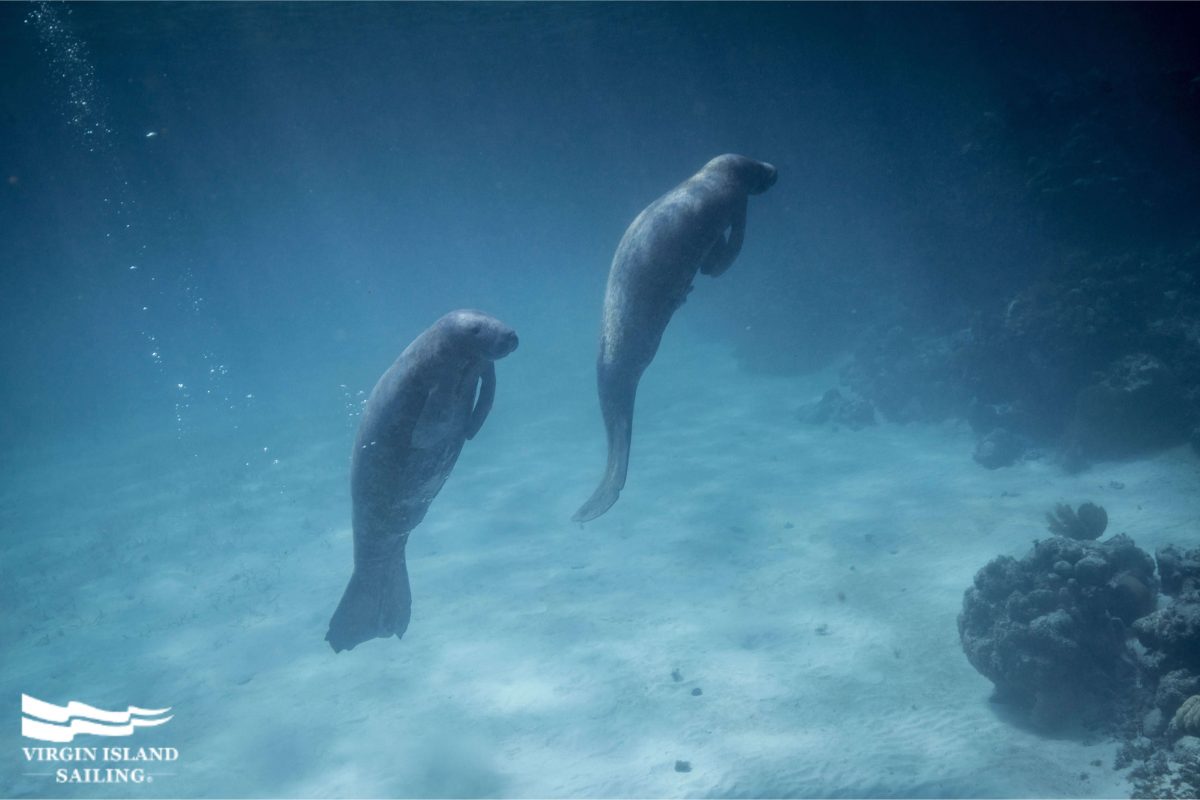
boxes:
[573,371,636,523]
[326,560,412,653]
[572,467,624,523]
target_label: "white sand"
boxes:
[3,332,1199,798]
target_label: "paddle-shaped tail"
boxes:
[573,368,637,523]
[326,556,412,652]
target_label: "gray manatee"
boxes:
[573,154,777,523]
[327,309,518,652]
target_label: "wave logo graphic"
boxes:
[21,694,173,743]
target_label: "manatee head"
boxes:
[438,309,519,360]
[705,153,778,195]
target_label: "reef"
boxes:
[837,243,1200,470]
[1131,545,1200,729]
[771,66,1200,470]
[795,388,876,431]
[1157,544,1200,596]
[1065,352,1193,469]
[961,528,1200,796]
[958,529,1156,729]
[973,428,1026,470]
[1170,696,1200,738]
[1134,594,1200,676]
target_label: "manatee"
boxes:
[574,154,777,522]
[327,309,518,651]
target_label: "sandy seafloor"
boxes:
[3,330,1200,799]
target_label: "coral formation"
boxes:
[958,531,1156,728]
[840,244,1200,469]
[1044,502,1108,540]
[1135,546,1200,676]
[1065,353,1191,467]
[973,428,1024,470]
[795,388,876,431]
[1157,545,1200,596]
[1170,696,1200,738]
[963,530,1200,794]
[1135,596,1200,674]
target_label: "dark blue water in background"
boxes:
[4,2,1197,456]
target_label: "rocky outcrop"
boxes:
[958,532,1157,728]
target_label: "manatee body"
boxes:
[573,154,777,523]
[326,309,518,652]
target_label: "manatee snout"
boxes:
[490,328,519,359]
[753,162,778,194]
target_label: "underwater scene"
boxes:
[3,2,1200,798]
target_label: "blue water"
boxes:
[3,3,1200,798]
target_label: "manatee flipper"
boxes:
[465,362,496,441]
[700,198,747,277]
[410,383,455,448]
[672,283,694,311]
[325,557,413,653]
[573,367,636,523]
